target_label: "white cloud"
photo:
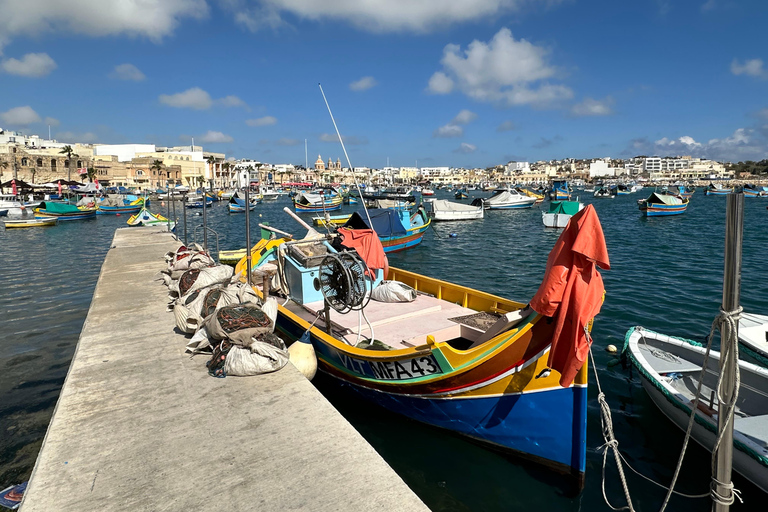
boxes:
[434,124,463,138]
[757,108,768,120]
[198,130,233,143]
[160,87,212,109]
[277,138,301,146]
[217,95,248,109]
[109,63,145,81]
[570,97,614,117]
[350,76,377,91]
[427,71,454,94]
[454,142,477,153]
[159,88,249,110]
[731,58,766,78]
[497,120,515,132]
[43,116,60,127]
[427,28,572,107]
[701,0,716,11]
[0,0,208,53]
[246,116,277,126]
[1,52,57,77]
[451,109,477,125]
[1,105,41,125]
[224,0,542,34]
[630,128,768,162]
[56,131,98,143]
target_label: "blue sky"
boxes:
[1,0,767,168]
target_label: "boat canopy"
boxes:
[548,201,582,215]
[484,190,526,205]
[647,192,683,205]
[431,199,482,212]
[37,201,82,214]
[343,208,407,237]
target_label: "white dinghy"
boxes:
[625,326,768,494]
[429,199,483,221]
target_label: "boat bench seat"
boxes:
[638,345,701,374]
[734,415,768,449]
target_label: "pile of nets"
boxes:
[161,245,288,377]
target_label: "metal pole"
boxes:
[201,183,208,251]
[166,182,171,233]
[182,192,188,245]
[171,184,177,239]
[244,185,252,286]
[713,191,743,512]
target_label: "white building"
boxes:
[0,128,64,149]
[589,159,616,178]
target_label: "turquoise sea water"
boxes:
[1,190,766,510]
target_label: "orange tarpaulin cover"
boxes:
[337,228,389,279]
[529,204,610,387]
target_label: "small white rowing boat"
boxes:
[625,326,768,494]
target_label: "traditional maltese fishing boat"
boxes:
[126,206,174,229]
[34,201,97,221]
[96,196,145,214]
[237,204,610,482]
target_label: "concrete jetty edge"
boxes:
[21,226,429,512]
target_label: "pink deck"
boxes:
[285,293,478,349]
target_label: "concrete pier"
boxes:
[21,227,428,511]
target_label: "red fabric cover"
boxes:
[529,204,610,387]
[337,228,389,279]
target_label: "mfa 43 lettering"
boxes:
[336,352,442,380]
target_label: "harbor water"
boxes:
[1,191,766,511]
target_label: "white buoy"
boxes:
[606,344,618,354]
[289,330,317,380]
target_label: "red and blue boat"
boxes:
[235,205,609,483]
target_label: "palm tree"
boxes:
[221,161,231,189]
[150,160,164,189]
[59,145,78,181]
[85,167,97,183]
[206,154,217,187]
[195,175,205,188]
[0,160,7,182]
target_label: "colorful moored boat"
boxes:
[550,180,571,200]
[638,192,689,217]
[34,202,97,221]
[96,196,145,215]
[236,204,608,480]
[342,206,430,253]
[293,189,343,213]
[3,217,58,229]
[704,183,733,195]
[126,206,174,229]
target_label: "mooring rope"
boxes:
[588,334,635,512]
[708,306,743,507]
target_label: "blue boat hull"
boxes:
[272,310,586,475]
[335,377,587,473]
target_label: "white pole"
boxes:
[318,83,373,229]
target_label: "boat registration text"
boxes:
[335,351,443,381]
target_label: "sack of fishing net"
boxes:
[207,304,274,346]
